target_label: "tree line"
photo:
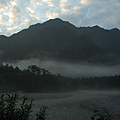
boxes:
[0,63,120,92]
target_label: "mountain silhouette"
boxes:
[0,18,120,64]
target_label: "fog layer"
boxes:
[8,59,120,77]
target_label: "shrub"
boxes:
[0,93,48,120]
[91,108,112,120]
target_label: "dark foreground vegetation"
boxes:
[0,93,47,120]
[91,108,112,120]
[0,63,120,92]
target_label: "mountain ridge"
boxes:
[0,18,120,64]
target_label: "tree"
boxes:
[27,65,51,76]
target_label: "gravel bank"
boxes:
[20,90,119,120]
[79,95,120,120]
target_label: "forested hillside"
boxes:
[0,18,120,64]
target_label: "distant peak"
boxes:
[52,18,63,21]
[45,18,63,23]
[42,18,76,29]
[92,25,105,31]
[111,28,119,31]
[93,25,101,28]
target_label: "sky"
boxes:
[0,0,120,36]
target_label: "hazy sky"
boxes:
[0,0,120,36]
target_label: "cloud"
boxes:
[59,0,69,14]
[45,11,59,19]
[80,0,92,6]
[81,0,120,28]
[41,0,55,7]
[26,7,40,22]
[26,7,35,14]
[7,6,21,23]
[72,6,81,14]
[0,0,120,36]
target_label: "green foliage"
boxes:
[0,93,48,120]
[91,108,112,120]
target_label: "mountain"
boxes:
[0,18,120,64]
